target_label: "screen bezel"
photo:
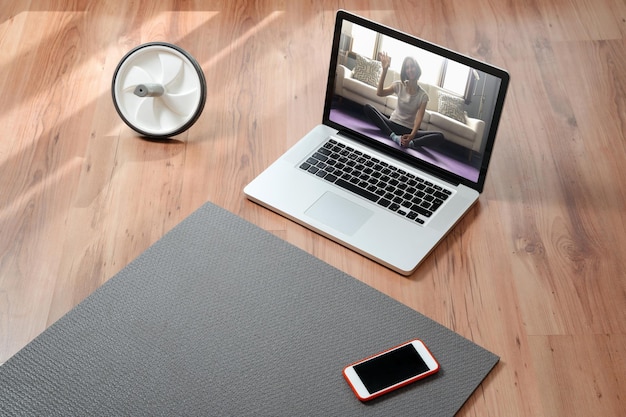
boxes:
[323,10,510,193]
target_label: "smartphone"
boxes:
[343,339,440,401]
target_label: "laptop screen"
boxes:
[324,11,509,192]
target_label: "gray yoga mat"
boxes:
[0,202,498,416]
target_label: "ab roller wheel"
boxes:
[112,42,207,138]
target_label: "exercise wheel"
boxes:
[112,42,207,138]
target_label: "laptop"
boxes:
[244,10,509,275]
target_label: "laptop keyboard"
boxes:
[298,139,452,225]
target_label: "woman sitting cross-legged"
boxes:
[364,52,444,149]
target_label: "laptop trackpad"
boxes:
[305,192,373,236]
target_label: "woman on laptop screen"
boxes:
[364,52,444,149]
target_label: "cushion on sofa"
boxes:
[351,54,382,87]
[438,93,467,124]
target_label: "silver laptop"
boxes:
[245,11,509,275]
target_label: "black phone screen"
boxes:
[353,344,430,393]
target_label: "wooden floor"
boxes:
[1,1,625,415]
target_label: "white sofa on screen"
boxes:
[335,60,485,153]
